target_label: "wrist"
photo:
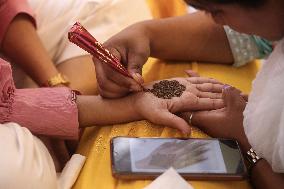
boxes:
[128,93,144,121]
[237,135,252,153]
[139,20,152,40]
[141,21,155,50]
[236,135,263,174]
[77,94,142,127]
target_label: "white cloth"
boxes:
[58,154,86,189]
[144,168,194,189]
[0,122,85,189]
[244,38,284,173]
[28,0,152,64]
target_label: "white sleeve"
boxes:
[0,123,58,189]
[243,39,284,173]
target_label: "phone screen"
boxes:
[111,137,247,179]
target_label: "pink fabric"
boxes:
[0,0,36,45]
[0,1,80,169]
[0,59,79,140]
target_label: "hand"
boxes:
[132,77,225,134]
[182,85,251,151]
[93,23,150,98]
[135,140,209,169]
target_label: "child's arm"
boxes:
[1,2,60,86]
[77,77,224,134]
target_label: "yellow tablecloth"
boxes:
[73,58,259,189]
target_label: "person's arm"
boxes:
[250,159,284,189]
[233,136,284,189]
[0,58,225,138]
[93,11,234,98]
[0,0,59,86]
[187,86,284,189]
[142,11,234,64]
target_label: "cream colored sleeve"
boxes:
[0,123,58,189]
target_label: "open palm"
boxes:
[133,77,225,134]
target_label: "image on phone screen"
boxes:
[130,138,226,173]
[111,137,247,180]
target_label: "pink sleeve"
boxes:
[0,59,79,140]
[0,0,36,45]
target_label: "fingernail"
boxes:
[132,73,144,84]
[131,85,141,92]
[182,130,188,135]
[182,128,191,135]
[222,84,231,90]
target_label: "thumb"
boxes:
[108,47,123,63]
[152,110,191,135]
[192,110,223,127]
[107,47,143,89]
[222,85,246,111]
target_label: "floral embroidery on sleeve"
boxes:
[0,60,15,122]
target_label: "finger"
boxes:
[173,155,207,169]
[176,92,225,112]
[185,70,200,77]
[179,146,209,159]
[95,62,131,96]
[127,51,147,84]
[222,86,246,111]
[189,110,224,131]
[94,57,141,92]
[108,47,123,63]
[98,58,142,90]
[188,97,225,111]
[241,93,249,102]
[186,77,223,85]
[175,140,192,149]
[105,65,143,91]
[112,48,145,86]
[193,83,224,93]
[196,91,222,99]
[131,73,144,85]
[151,110,191,134]
[175,141,208,155]
[105,42,144,77]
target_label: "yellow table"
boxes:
[74,1,259,188]
[73,58,259,189]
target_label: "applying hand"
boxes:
[93,23,151,98]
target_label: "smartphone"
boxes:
[110,137,248,180]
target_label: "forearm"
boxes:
[251,160,284,189]
[77,95,141,126]
[1,14,58,85]
[143,12,234,64]
[238,137,284,189]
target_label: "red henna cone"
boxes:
[68,22,132,78]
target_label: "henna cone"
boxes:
[68,22,132,78]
